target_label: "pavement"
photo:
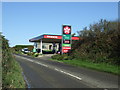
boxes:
[15,54,119,89]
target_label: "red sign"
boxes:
[44,35,62,39]
[43,35,79,40]
[62,47,71,49]
[62,49,70,53]
[72,37,80,40]
[63,26,71,34]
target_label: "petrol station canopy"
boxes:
[29,34,80,43]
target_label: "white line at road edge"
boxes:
[16,55,48,67]
[16,55,82,81]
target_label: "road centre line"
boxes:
[16,55,82,81]
[54,68,82,80]
[35,62,48,67]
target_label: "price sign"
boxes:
[63,34,71,40]
[63,40,70,44]
[62,49,70,53]
[62,44,71,47]
[62,25,71,54]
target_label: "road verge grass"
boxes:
[50,59,119,75]
[1,34,26,88]
[2,56,26,88]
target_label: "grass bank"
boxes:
[50,59,119,75]
[2,56,26,88]
[1,34,26,88]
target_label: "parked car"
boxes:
[22,48,30,54]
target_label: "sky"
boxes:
[2,2,118,47]
[1,0,120,2]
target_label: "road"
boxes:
[15,54,119,89]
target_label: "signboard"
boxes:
[63,40,71,44]
[63,26,71,34]
[62,47,71,49]
[43,35,79,40]
[62,49,70,53]
[62,44,71,47]
[62,25,71,54]
[72,37,79,40]
[63,34,71,40]
[44,35,61,39]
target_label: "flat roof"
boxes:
[29,34,80,43]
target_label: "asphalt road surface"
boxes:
[15,54,119,89]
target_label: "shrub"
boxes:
[27,52,34,56]
[71,20,120,65]
[33,53,39,57]
[1,34,25,88]
[51,54,73,60]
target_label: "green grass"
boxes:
[50,59,119,75]
[1,33,26,88]
[2,56,26,88]
[43,50,52,52]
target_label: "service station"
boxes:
[29,34,79,54]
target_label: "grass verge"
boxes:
[2,55,26,88]
[50,59,119,75]
[1,34,26,88]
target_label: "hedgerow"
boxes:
[1,34,26,88]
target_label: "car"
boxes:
[22,48,30,54]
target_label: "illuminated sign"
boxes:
[62,47,71,49]
[63,26,71,34]
[62,44,71,47]
[44,35,61,39]
[62,25,71,54]
[63,40,70,44]
[62,49,70,53]
[63,34,71,40]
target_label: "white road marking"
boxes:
[35,62,48,67]
[22,72,31,88]
[16,55,82,81]
[55,68,82,80]
[17,56,34,62]
[16,55,48,67]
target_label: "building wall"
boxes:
[35,42,59,51]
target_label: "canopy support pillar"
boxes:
[40,39,43,54]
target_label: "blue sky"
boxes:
[2,2,118,47]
